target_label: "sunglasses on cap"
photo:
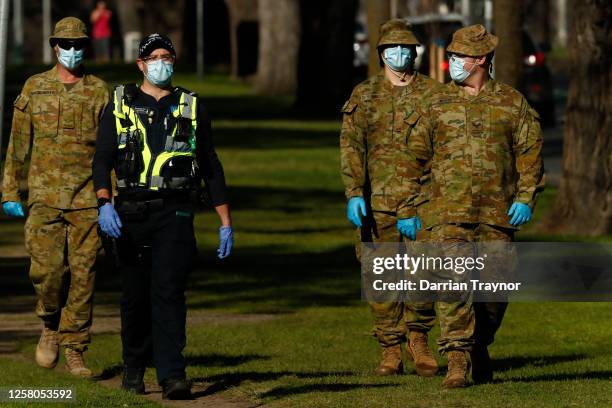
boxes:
[140,53,175,63]
[54,39,88,51]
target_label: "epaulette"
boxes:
[173,86,198,97]
[123,83,139,104]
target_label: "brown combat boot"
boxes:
[407,331,438,377]
[64,348,93,378]
[375,344,403,376]
[35,327,59,369]
[442,350,470,389]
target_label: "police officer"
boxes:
[92,34,233,399]
[397,25,545,387]
[340,19,438,377]
[1,17,109,377]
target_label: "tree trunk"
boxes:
[548,0,612,236]
[493,0,524,88]
[116,0,185,57]
[295,0,357,113]
[525,0,551,50]
[146,0,185,57]
[366,0,390,77]
[255,0,300,95]
[225,0,259,78]
[116,0,144,33]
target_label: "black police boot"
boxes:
[471,344,493,384]
[121,366,145,394]
[162,377,191,400]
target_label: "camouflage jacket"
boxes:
[397,79,545,229]
[2,66,110,209]
[340,71,441,213]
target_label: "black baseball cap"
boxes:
[138,33,176,59]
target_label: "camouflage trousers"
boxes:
[428,223,512,354]
[357,210,436,348]
[25,203,100,351]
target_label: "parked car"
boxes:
[521,31,556,126]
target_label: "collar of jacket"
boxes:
[43,64,92,90]
[376,69,423,95]
[447,78,502,99]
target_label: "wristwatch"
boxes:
[97,197,111,208]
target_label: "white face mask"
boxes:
[57,47,84,70]
[449,55,477,83]
[145,60,174,87]
[383,46,413,71]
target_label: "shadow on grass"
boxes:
[258,383,399,399]
[205,96,296,121]
[488,353,612,384]
[185,244,359,313]
[94,364,124,381]
[224,186,343,212]
[492,353,588,372]
[494,370,612,383]
[192,370,358,397]
[214,127,339,150]
[0,246,359,315]
[0,242,359,316]
[0,182,355,314]
[0,330,39,354]
[186,353,271,368]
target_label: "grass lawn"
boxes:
[0,71,610,407]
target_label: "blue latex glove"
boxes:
[347,197,367,227]
[508,202,532,226]
[2,201,25,217]
[397,217,422,241]
[218,226,233,259]
[98,203,122,238]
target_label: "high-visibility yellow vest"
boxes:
[112,84,199,191]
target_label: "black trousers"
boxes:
[474,302,508,347]
[115,198,196,383]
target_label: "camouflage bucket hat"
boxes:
[446,24,498,56]
[377,19,420,47]
[49,17,89,42]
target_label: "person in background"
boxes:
[90,1,113,62]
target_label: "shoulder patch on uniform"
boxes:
[341,100,357,114]
[528,106,540,119]
[13,94,29,110]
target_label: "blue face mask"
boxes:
[449,55,476,83]
[57,47,84,70]
[383,46,413,72]
[145,60,174,87]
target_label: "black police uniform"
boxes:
[92,86,227,384]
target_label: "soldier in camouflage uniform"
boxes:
[1,17,110,377]
[396,25,545,388]
[340,19,439,377]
